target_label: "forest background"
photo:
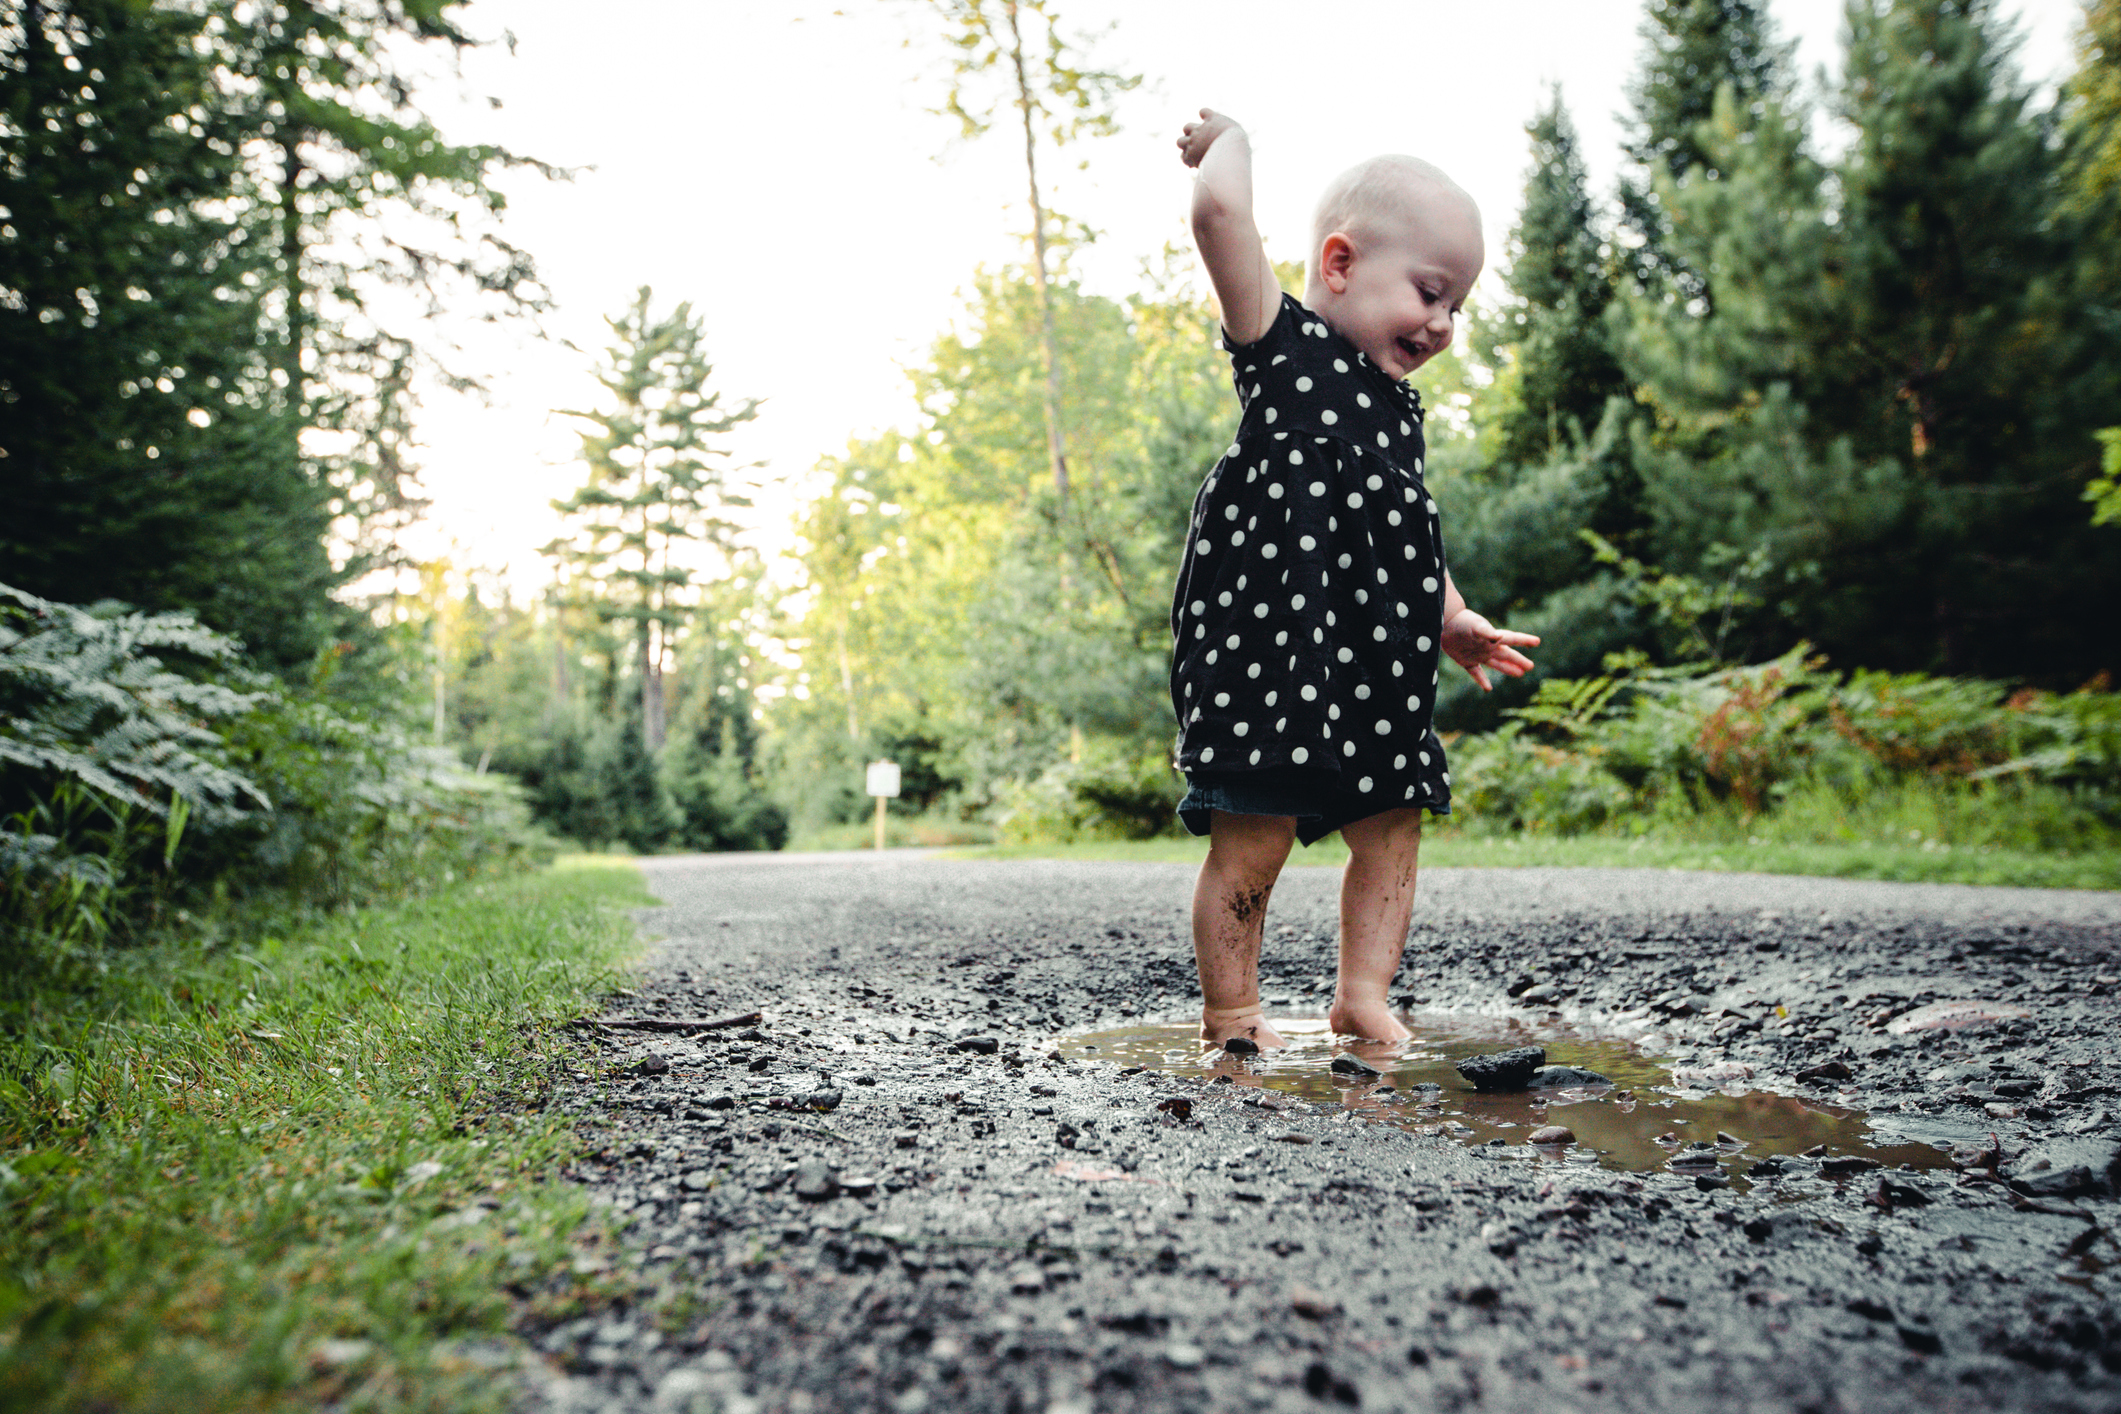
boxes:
[7,0,2121,961]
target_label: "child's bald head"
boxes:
[1308,155,1482,284]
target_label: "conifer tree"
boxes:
[546,289,758,751]
[1491,90,1630,469]
[1616,0,1790,302]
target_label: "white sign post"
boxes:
[865,760,901,852]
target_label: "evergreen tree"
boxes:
[0,1,334,669]
[1617,0,1790,302]
[546,288,758,751]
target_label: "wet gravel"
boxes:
[514,855,2121,1414]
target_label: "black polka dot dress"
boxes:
[1170,292,1452,819]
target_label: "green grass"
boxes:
[957,831,2121,888]
[0,857,651,1413]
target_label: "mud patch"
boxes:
[1062,1013,1954,1190]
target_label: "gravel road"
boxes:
[514,854,2121,1414]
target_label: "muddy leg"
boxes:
[1329,808,1423,1042]
[1192,810,1296,1049]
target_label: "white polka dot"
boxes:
[1325,611,1336,626]
[1194,625,1206,640]
[1251,603,1268,620]
[1327,704,1341,720]
[1262,543,1279,559]
[1214,692,1230,707]
[1237,574,1248,589]
[1443,771,1452,784]
[1292,747,1310,764]
[1396,602,1409,618]
[1275,631,1288,646]
[1295,375,1313,392]
[1346,492,1363,509]
[1198,539,1212,554]
[1417,636,1432,651]
[1321,409,1339,425]
[1223,504,1239,521]
[1404,487,1418,503]
[1405,786,1416,800]
[1422,577,1439,592]
[1391,661,1404,676]
[1190,600,1204,615]
[1427,499,1438,514]
[1367,474,1383,491]
[1376,568,1390,584]
[1291,594,1306,610]
[1406,695,1422,711]
[1394,754,1407,770]
[1227,444,1242,457]
[1355,589,1369,605]
[1206,649,1218,663]
[1313,628,1325,644]
[1265,407,1278,423]
[1231,531,1246,546]
[1299,535,1317,551]
[1377,432,1390,448]
[1356,393,1371,407]
[1250,749,1262,764]
[1275,717,1287,731]
[1403,546,1417,560]
[1225,634,1241,649]
[1337,647,1354,663]
[1375,720,1391,735]
[1388,510,1402,527]
[1234,722,1250,737]
[1246,661,1261,678]
[1358,776,1374,792]
[1337,554,1353,569]
[1184,683,1193,696]
[1343,741,1357,757]
[1300,685,1318,702]
[1420,751,1430,765]
[1400,421,1412,435]
[1373,626,1388,642]
[1265,691,1278,706]
[1308,481,1326,498]
[1289,449,1304,465]
[1333,358,1349,373]
[1218,591,1233,607]
[1300,323,1315,335]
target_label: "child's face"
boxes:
[1315,202,1483,381]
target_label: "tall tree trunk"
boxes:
[1005,0,1068,498]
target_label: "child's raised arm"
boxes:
[1179,109,1282,347]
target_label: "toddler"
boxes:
[1171,109,1539,1050]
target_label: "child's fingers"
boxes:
[1491,630,1541,647]
[1469,664,1493,691]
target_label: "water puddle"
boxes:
[1060,1015,1954,1192]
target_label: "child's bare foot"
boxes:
[1201,1005,1287,1051]
[1328,997,1411,1044]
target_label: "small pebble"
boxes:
[1528,1125,1575,1146]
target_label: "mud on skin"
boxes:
[512,858,2121,1414]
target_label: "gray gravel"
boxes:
[514,854,2121,1414]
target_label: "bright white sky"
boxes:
[401,0,2085,592]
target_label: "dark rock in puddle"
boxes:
[1527,1065,1610,1088]
[792,1158,838,1202]
[951,1036,999,1055]
[1798,1059,1855,1084]
[2003,1137,2121,1199]
[1874,1174,1932,1208]
[1528,1125,1575,1146]
[1221,1036,1260,1056]
[1695,1173,1731,1191]
[1517,983,1560,1004]
[1454,1046,1545,1092]
[1155,1096,1193,1120]
[1821,1155,1884,1176]
[1330,1054,1380,1077]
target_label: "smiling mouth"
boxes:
[1397,337,1424,365]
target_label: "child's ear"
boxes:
[1319,233,1356,294]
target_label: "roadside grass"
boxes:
[957,831,2121,889]
[0,857,650,1413]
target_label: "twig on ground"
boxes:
[570,1012,763,1034]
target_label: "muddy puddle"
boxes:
[1061,1015,1955,1193]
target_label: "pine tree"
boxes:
[1491,90,1630,468]
[546,288,758,751]
[1617,0,1790,302]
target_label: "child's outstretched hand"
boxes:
[1177,108,1241,168]
[1441,607,1540,692]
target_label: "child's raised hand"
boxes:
[1178,109,1241,169]
[1441,607,1540,693]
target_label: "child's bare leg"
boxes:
[1192,810,1296,1048]
[1329,808,1423,1042]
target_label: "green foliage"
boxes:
[994,739,1182,845]
[1449,646,2121,850]
[0,860,643,1413]
[1,582,545,954]
[2088,427,2121,525]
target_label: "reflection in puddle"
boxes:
[1059,1015,1953,1190]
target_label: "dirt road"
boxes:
[516,854,2121,1414]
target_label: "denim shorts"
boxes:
[1176,765,1443,847]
